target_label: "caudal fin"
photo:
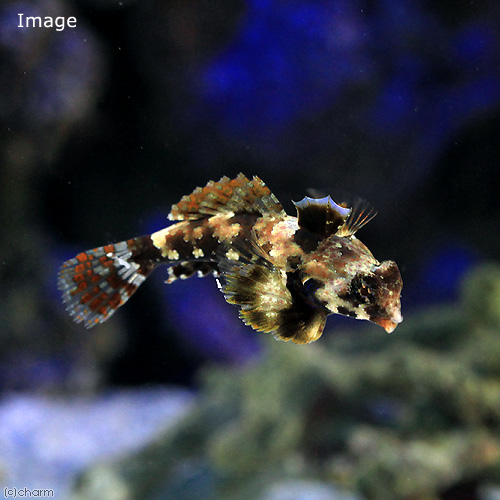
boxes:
[58,236,160,328]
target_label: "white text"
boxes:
[18,14,77,31]
[4,487,54,498]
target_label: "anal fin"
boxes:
[166,261,218,284]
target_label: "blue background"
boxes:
[1,0,500,497]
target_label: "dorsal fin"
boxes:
[293,196,351,237]
[336,198,377,237]
[169,173,286,221]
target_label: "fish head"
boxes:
[309,254,403,332]
[300,235,403,332]
[336,259,403,332]
[362,260,403,332]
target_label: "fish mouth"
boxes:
[374,312,403,333]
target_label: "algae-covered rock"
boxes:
[71,264,500,500]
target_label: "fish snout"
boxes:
[374,310,403,333]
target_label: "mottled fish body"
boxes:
[58,174,402,344]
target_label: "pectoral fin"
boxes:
[218,237,328,344]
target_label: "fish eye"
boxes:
[358,285,375,303]
[351,276,378,304]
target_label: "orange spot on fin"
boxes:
[169,173,285,221]
[58,236,160,328]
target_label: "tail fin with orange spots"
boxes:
[58,236,161,328]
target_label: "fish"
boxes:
[58,174,403,344]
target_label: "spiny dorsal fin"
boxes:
[293,196,351,237]
[169,173,286,221]
[218,235,327,344]
[336,198,378,237]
